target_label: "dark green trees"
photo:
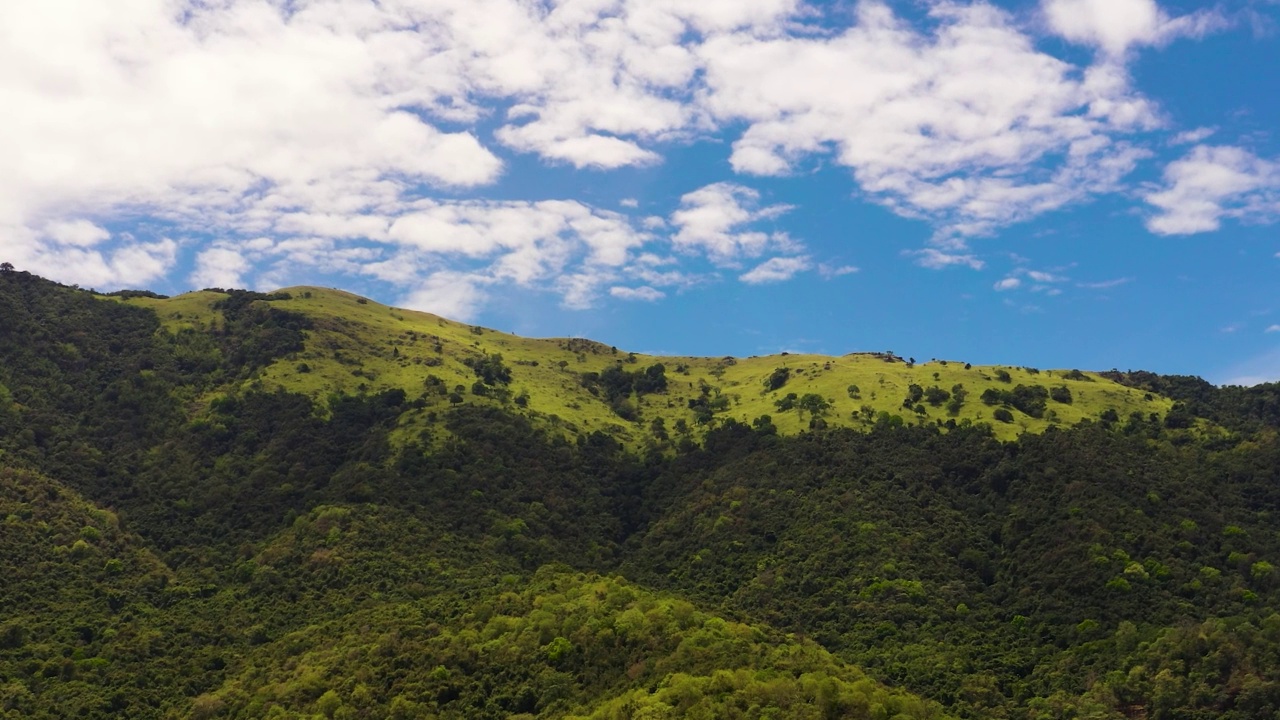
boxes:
[766,367,791,391]
[464,353,512,386]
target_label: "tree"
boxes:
[946,384,968,416]
[633,363,668,394]
[924,386,951,407]
[650,417,669,440]
[797,393,831,418]
[903,384,924,408]
[752,414,777,435]
[0,262,13,274]
[993,408,1014,423]
[465,353,512,386]
[765,367,791,391]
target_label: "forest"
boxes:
[2,269,1280,719]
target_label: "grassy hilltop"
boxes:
[119,286,1173,444]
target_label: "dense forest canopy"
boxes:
[2,270,1280,719]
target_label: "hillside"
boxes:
[116,286,1174,444]
[3,270,1280,719]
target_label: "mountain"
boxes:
[2,268,1279,719]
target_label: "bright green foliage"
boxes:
[204,572,952,719]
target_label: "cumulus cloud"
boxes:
[0,0,1245,304]
[388,200,645,279]
[994,277,1022,291]
[699,1,1159,242]
[44,220,111,247]
[258,199,651,312]
[191,246,252,289]
[400,272,490,322]
[1172,128,1216,146]
[740,256,811,284]
[1042,0,1227,57]
[0,0,505,215]
[1145,146,1280,235]
[2,222,177,289]
[670,183,795,262]
[1267,325,1280,334]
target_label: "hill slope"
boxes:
[117,286,1174,444]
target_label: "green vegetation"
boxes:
[114,287,1172,444]
[3,270,1280,719]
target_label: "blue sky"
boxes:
[2,0,1278,383]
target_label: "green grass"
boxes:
[104,290,226,333]
[124,287,1174,445]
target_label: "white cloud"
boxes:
[387,199,646,287]
[1266,325,1280,334]
[0,0,1244,305]
[1145,146,1280,235]
[191,246,252,289]
[1078,277,1132,290]
[1027,270,1068,283]
[112,240,179,284]
[739,256,811,284]
[698,1,1160,242]
[610,286,665,302]
[1042,0,1227,57]
[670,183,795,262]
[0,0,507,281]
[400,272,489,322]
[268,199,654,313]
[911,249,985,271]
[44,220,111,247]
[1172,128,1216,145]
[992,265,1072,294]
[2,223,178,289]
[818,263,859,279]
[627,260,707,291]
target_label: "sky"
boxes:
[2,0,1279,384]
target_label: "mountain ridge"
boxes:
[111,284,1179,445]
